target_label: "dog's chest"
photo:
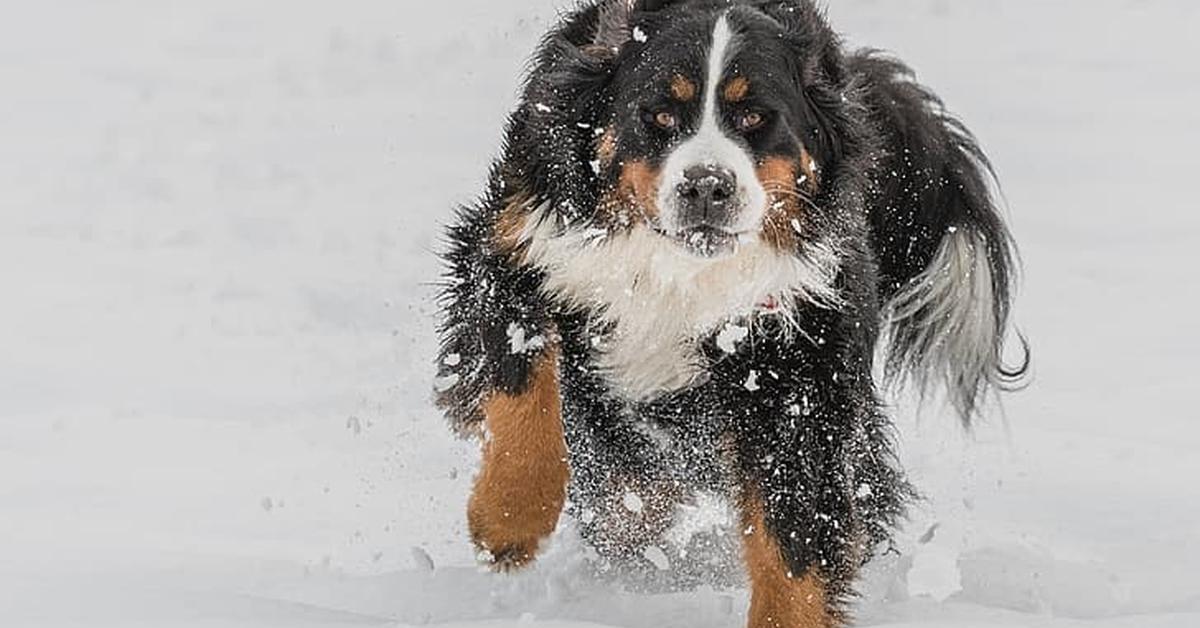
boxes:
[584,274,746,401]
[521,218,835,401]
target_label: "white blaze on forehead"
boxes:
[701,15,736,133]
[655,14,767,235]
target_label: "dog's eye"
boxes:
[652,111,681,130]
[737,112,765,132]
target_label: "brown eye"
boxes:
[738,112,764,132]
[653,111,678,130]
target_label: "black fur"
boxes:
[851,52,1029,419]
[435,0,1026,614]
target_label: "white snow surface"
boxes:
[2,1,1198,627]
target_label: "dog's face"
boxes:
[596,3,826,258]
[514,1,851,399]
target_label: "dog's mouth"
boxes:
[660,225,742,258]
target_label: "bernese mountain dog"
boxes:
[434,1,1027,625]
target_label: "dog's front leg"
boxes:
[436,185,568,571]
[736,484,845,628]
[467,345,568,571]
[730,390,863,628]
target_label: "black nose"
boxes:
[677,165,737,225]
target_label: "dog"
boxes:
[434,1,1027,625]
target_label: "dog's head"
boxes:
[566,0,850,259]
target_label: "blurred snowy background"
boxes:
[2,1,1198,626]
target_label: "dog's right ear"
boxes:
[585,0,682,59]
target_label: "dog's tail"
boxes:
[849,51,1030,424]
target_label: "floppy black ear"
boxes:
[751,2,853,162]
[588,0,684,58]
[590,0,636,55]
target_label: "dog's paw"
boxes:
[476,540,538,572]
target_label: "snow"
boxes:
[1,1,1198,627]
[507,322,547,355]
[642,546,672,571]
[716,322,749,354]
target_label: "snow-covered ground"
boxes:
[2,1,1197,626]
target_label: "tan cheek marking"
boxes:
[741,491,840,628]
[756,156,803,251]
[621,160,663,221]
[671,74,698,102]
[600,159,662,226]
[724,76,750,102]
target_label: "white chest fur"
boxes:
[519,207,841,401]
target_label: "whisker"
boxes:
[763,185,821,213]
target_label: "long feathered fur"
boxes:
[434,1,1025,619]
[851,51,1030,423]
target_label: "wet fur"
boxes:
[435,0,1027,618]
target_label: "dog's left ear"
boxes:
[589,0,635,55]
[587,0,682,59]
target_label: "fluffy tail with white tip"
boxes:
[851,51,1030,423]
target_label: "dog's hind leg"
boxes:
[467,347,569,571]
[579,472,684,561]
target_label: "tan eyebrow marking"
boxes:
[723,76,750,102]
[670,74,698,102]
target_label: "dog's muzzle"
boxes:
[666,165,742,257]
